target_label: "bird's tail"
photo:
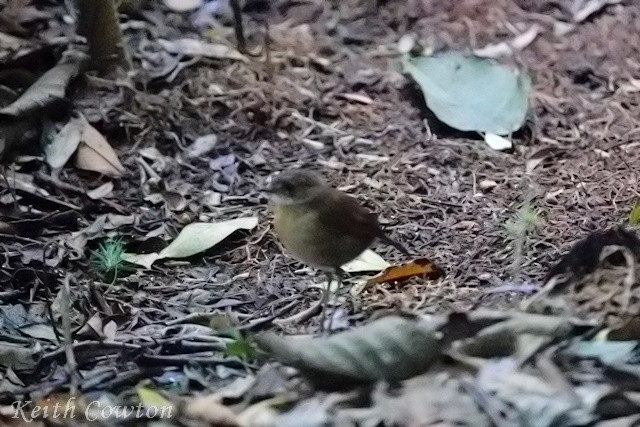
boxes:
[379,234,411,257]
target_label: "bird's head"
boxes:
[265,169,327,205]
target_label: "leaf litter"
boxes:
[0,0,639,426]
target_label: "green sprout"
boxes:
[210,311,259,362]
[504,205,543,276]
[212,320,258,361]
[90,237,128,284]
[629,200,640,226]
[504,206,543,239]
[224,331,258,361]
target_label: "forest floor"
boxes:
[1,0,640,425]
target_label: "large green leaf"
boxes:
[255,315,442,386]
[402,52,530,135]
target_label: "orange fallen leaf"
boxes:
[367,258,444,286]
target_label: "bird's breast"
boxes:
[272,203,372,269]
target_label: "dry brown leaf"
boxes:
[162,190,187,211]
[181,395,240,426]
[32,393,81,421]
[158,39,247,62]
[163,0,203,12]
[0,408,46,426]
[0,51,87,117]
[43,115,84,169]
[86,181,114,199]
[76,313,103,339]
[0,341,41,371]
[74,123,124,177]
[473,24,540,58]
[367,258,444,286]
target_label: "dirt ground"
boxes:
[81,0,640,328]
[1,0,640,423]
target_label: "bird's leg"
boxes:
[318,271,332,334]
[336,268,344,294]
[325,268,344,333]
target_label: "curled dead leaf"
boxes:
[368,258,444,286]
[42,114,84,168]
[180,395,240,426]
[75,123,125,177]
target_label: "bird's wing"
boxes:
[312,189,382,240]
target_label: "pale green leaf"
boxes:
[122,217,258,269]
[137,386,174,413]
[628,200,640,225]
[341,249,389,273]
[565,341,638,365]
[158,217,258,260]
[402,51,530,135]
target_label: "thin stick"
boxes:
[272,297,323,327]
[61,274,81,396]
[263,20,273,79]
[520,275,562,311]
[42,242,63,343]
[229,0,246,54]
[0,165,19,212]
[617,246,636,312]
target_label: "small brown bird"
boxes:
[266,169,409,325]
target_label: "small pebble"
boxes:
[479,179,497,191]
[478,273,492,281]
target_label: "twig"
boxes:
[37,170,86,195]
[41,340,145,363]
[272,296,322,327]
[263,20,273,79]
[9,174,81,210]
[61,274,81,396]
[165,312,223,326]
[618,246,637,313]
[229,0,246,54]
[140,353,248,367]
[0,165,19,211]
[42,242,62,343]
[290,111,349,136]
[460,379,517,427]
[83,366,169,392]
[0,233,42,244]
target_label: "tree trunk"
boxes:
[75,0,129,74]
